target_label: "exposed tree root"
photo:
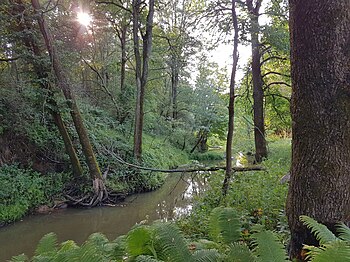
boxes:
[65,178,126,207]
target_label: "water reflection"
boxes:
[0,172,208,261]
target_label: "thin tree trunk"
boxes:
[171,57,179,120]
[31,0,102,181]
[120,24,127,93]
[132,0,155,161]
[222,0,239,197]
[248,0,267,163]
[9,0,83,177]
[286,0,350,260]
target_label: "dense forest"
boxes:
[0,0,349,261]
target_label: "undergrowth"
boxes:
[178,139,291,240]
[0,165,67,225]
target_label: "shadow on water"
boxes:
[0,172,208,261]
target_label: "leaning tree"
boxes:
[286,0,350,260]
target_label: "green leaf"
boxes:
[252,230,288,262]
[300,216,338,245]
[209,207,241,244]
[127,225,154,257]
[153,222,192,262]
[192,249,221,262]
[10,254,28,262]
[305,241,350,262]
[226,242,256,262]
[336,223,350,242]
[35,233,58,256]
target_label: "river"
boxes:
[0,172,208,261]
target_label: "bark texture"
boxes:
[222,0,239,197]
[247,0,267,163]
[286,0,350,260]
[132,0,155,161]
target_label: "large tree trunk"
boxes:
[222,0,239,197]
[31,0,103,182]
[132,0,155,161]
[9,0,83,177]
[286,0,350,260]
[247,0,267,163]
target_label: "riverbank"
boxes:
[0,172,208,261]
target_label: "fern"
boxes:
[209,207,241,244]
[135,255,164,262]
[110,235,127,261]
[300,216,338,245]
[127,225,154,257]
[10,254,28,262]
[251,230,288,262]
[226,243,256,262]
[153,222,192,262]
[337,223,350,242]
[191,249,221,262]
[34,232,58,256]
[304,241,350,262]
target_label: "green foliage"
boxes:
[0,165,68,224]
[127,226,154,257]
[226,243,256,262]
[251,230,288,261]
[300,216,338,245]
[209,207,241,244]
[300,216,350,262]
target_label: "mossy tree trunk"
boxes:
[30,0,104,190]
[246,0,267,163]
[9,0,83,177]
[222,0,239,197]
[286,0,350,260]
[132,0,155,162]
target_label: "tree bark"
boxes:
[9,0,83,177]
[132,0,155,161]
[31,0,102,181]
[286,0,350,260]
[222,0,239,197]
[247,0,267,163]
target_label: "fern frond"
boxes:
[304,241,350,262]
[251,230,288,262]
[34,232,58,256]
[153,222,192,262]
[209,207,241,244]
[127,225,154,257]
[10,254,28,262]
[135,255,164,262]
[192,249,221,262]
[300,216,338,245]
[226,242,256,262]
[190,239,220,250]
[336,223,350,242]
[108,235,127,261]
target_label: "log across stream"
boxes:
[0,172,208,261]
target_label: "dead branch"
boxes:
[105,148,265,173]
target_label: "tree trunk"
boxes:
[31,0,102,181]
[248,0,267,163]
[222,0,239,197]
[120,23,128,93]
[286,0,350,260]
[132,0,155,161]
[9,0,83,177]
[171,56,179,120]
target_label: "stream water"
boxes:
[0,173,208,261]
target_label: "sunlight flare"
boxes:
[77,12,92,27]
